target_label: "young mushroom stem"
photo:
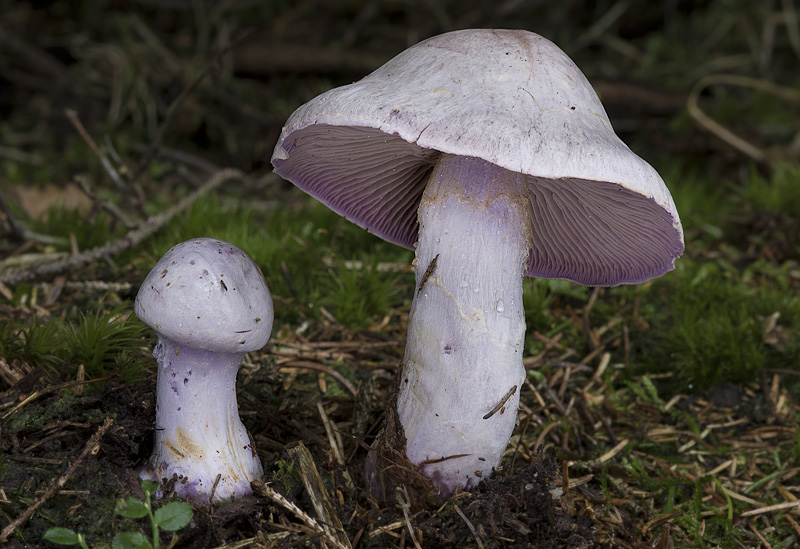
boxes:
[396,154,531,495]
[140,336,262,503]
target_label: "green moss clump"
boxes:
[631,259,799,391]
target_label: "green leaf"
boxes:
[111,531,153,549]
[140,479,160,494]
[154,501,193,531]
[115,496,149,518]
[43,528,80,545]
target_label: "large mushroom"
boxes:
[135,238,273,503]
[271,29,683,496]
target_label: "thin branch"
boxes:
[252,481,350,549]
[0,417,115,543]
[0,168,245,285]
[65,109,128,193]
[128,28,254,185]
[74,175,137,229]
[0,188,24,240]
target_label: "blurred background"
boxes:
[1,0,797,177]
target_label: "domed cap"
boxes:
[135,238,273,353]
[272,29,684,286]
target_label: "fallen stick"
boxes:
[0,168,245,285]
[0,417,115,543]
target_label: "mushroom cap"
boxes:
[135,238,273,353]
[272,28,684,286]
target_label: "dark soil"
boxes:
[1,371,596,548]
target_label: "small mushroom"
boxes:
[135,238,273,503]
[272,29,684,496]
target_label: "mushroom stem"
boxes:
[140,336,263,503]
[396,153,531,495]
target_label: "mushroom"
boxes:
[271,29,684,496]
[135,237,273,502]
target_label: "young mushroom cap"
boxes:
[135,238,273,354]
[135,238,273,502]
[271,29,684,496]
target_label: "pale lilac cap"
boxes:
[271,29,684,286]
[135,238,273,353]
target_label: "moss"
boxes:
[272,459,303,498]
[144,194,414,329]
[630,258,799,391]
[8,394,83,434]
[58,304,150,381]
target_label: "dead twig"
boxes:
[687,74,800,164]
[0,417,114,543]
[73,175,136,229]
[2,375,117,422]
[130,143,220,174]
[483,384,517,420]
[65,110,130,196]
[252,478,350,549]
[0,168,245,285]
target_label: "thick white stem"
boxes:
[140,336,263,503]
[396,154,531,495]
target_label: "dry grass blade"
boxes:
[594,439,629,464]
[253,478,350,549]
[395,485,422,549]
[453,503,485,549]
[739,500,800,517]
[284,361,357,397]
[286,442,352,548]
[316,402,355,490]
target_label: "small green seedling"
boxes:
[43,480,193,549]
[42,528,91,549]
